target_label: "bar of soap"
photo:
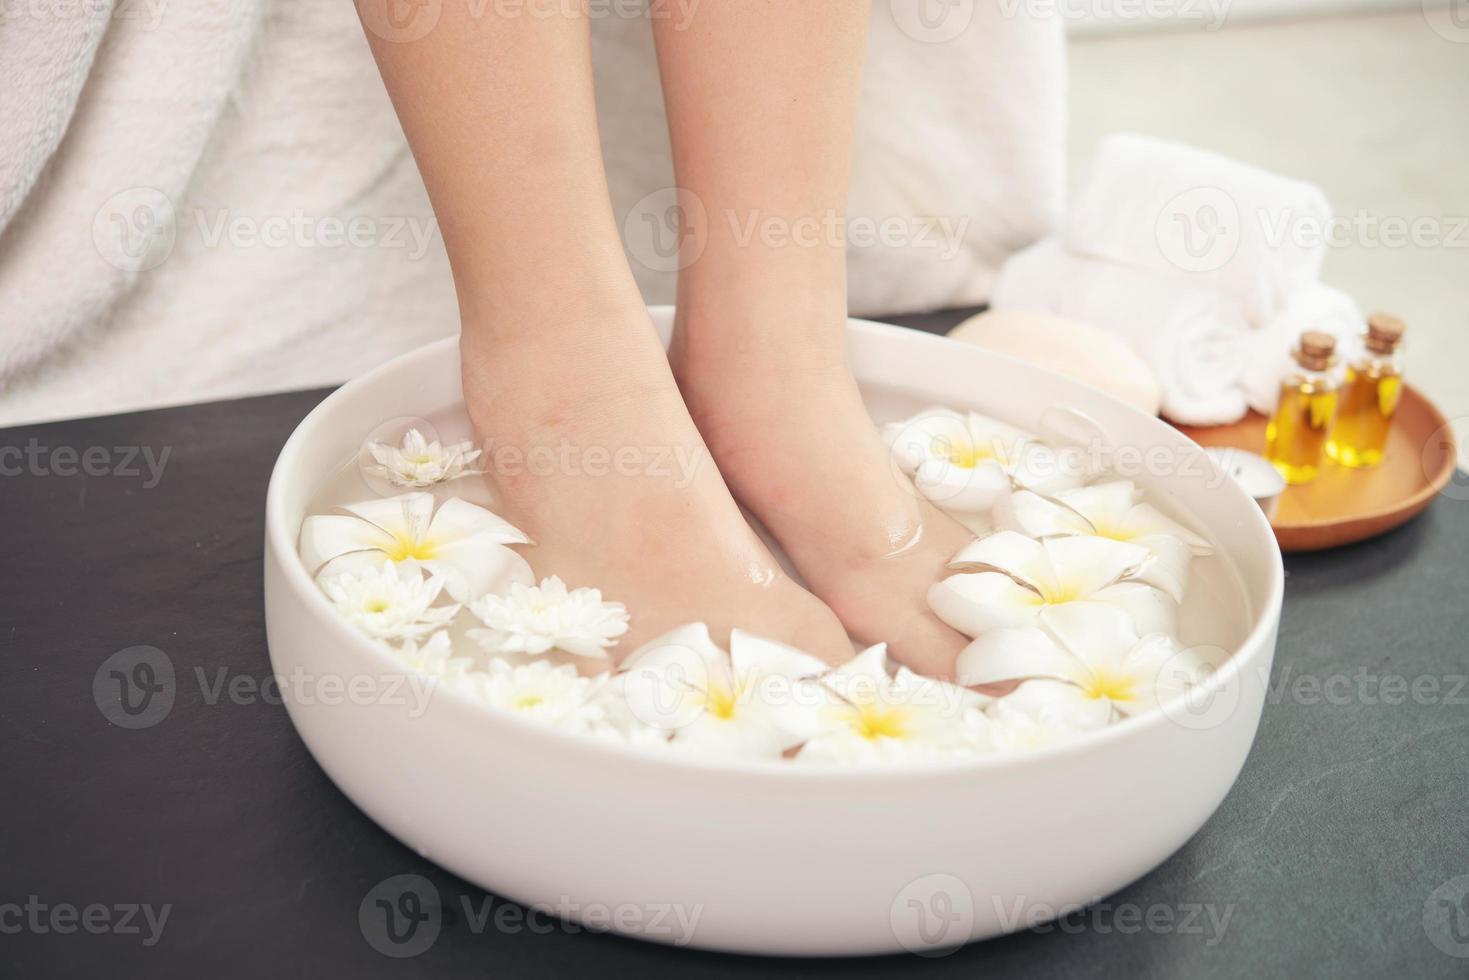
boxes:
[948,310,1162,416]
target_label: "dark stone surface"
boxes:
[2,316,1466,977]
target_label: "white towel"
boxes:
[991,238,1250,426]
[0,1,462,427]
[1,4,1068,425]
[1065,133,1332,326]
[1240,283,1364,415]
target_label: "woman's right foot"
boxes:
[461,302,852,667]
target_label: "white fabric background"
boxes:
[0,0,1063,426]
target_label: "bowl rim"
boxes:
[264,315,1285,783]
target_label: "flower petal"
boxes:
[554,636,615,661]
[316,548,410,584]
[955,627,1083,687]
[343,492,436,539]
[1089,583,1178,637]
[670,713,788,760]
[1037,602,1139,676]
[1052,481,1139,532]
[824,643,890,687]
[1041,535,1149,597]
[729,629,832,681]
[882,408,969,474]
[299,515,398,572]
[927,573,1043,637]
[421,538,534,602]
[964,410,1034,455]
[1007,442,1088,495]
[948,530,1050,584]
[1131,532,1194,603]
[996,490,1094,538]
[1115,633,1204,715]
[1125,502,1214,554]
[1002,679,1115,731]
[427,496,531,546]
[914,457,1012,514]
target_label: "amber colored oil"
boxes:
[1265,377,1339,484]
[1326,365,1402,468]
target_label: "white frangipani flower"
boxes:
[394,630,474,682]
[958,603,1207,728]
[366,428,483,488]
[320,559,460,642]
[995,481,1213,601]
[472,660,604,731]
[796,645,990,765]
[927,530,1176,639]
[882,407,1086,520]
[582,683,674,750]
[619,624,833,761]
[982,689,1095,753]
[467,576,629,660]
[300,492,533,603]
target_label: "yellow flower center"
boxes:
[364,598,390,613]
[851,703,909,741]
[1082,670,1136,703]
[1027,580,1082,606]
[515,694,545,710]
[384,533,436,562]
[1091,523,1136,542]
[704,682,740,721]
[936,436,1001,470]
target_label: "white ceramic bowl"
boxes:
[264,309,1283,956]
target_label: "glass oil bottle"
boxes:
[1264,331,1339,485]
[1326,313,1406,468]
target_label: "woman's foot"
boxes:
[669,291,977,679]
[461,302,853,667]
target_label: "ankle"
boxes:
[462,302,669,437]
[671,292,851,389]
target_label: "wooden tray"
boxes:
[1176,385,1459,552]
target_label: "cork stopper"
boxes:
[1365,313,1406,354]
[1293,331,1336,371]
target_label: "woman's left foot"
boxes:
[670,298,976,679]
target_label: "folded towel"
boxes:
[1240,283,1364,415]
[1065,133,1332,326]
[991,238,1250,426]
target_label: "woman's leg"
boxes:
[654,2,974,677]
[355,1,849,661]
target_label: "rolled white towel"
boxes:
[1065,133,1332,326]
[1240,283,1365,415]
[991,238,1251,426]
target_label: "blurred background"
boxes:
[1066,0,1467,444]
[1,0,1463,442]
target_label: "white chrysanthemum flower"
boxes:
[882,407,1087,523]
[927,530,1176,639]
[300,492,533,603]
[958,603,1208,727]
[795,645,991,765]
[366,428,483,488]
[320,560,460,642]
[995,481,1213,601]
[619,624,834,761]
[471,660,604,731]
[467,576,629,660]
[393,631,474,683]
